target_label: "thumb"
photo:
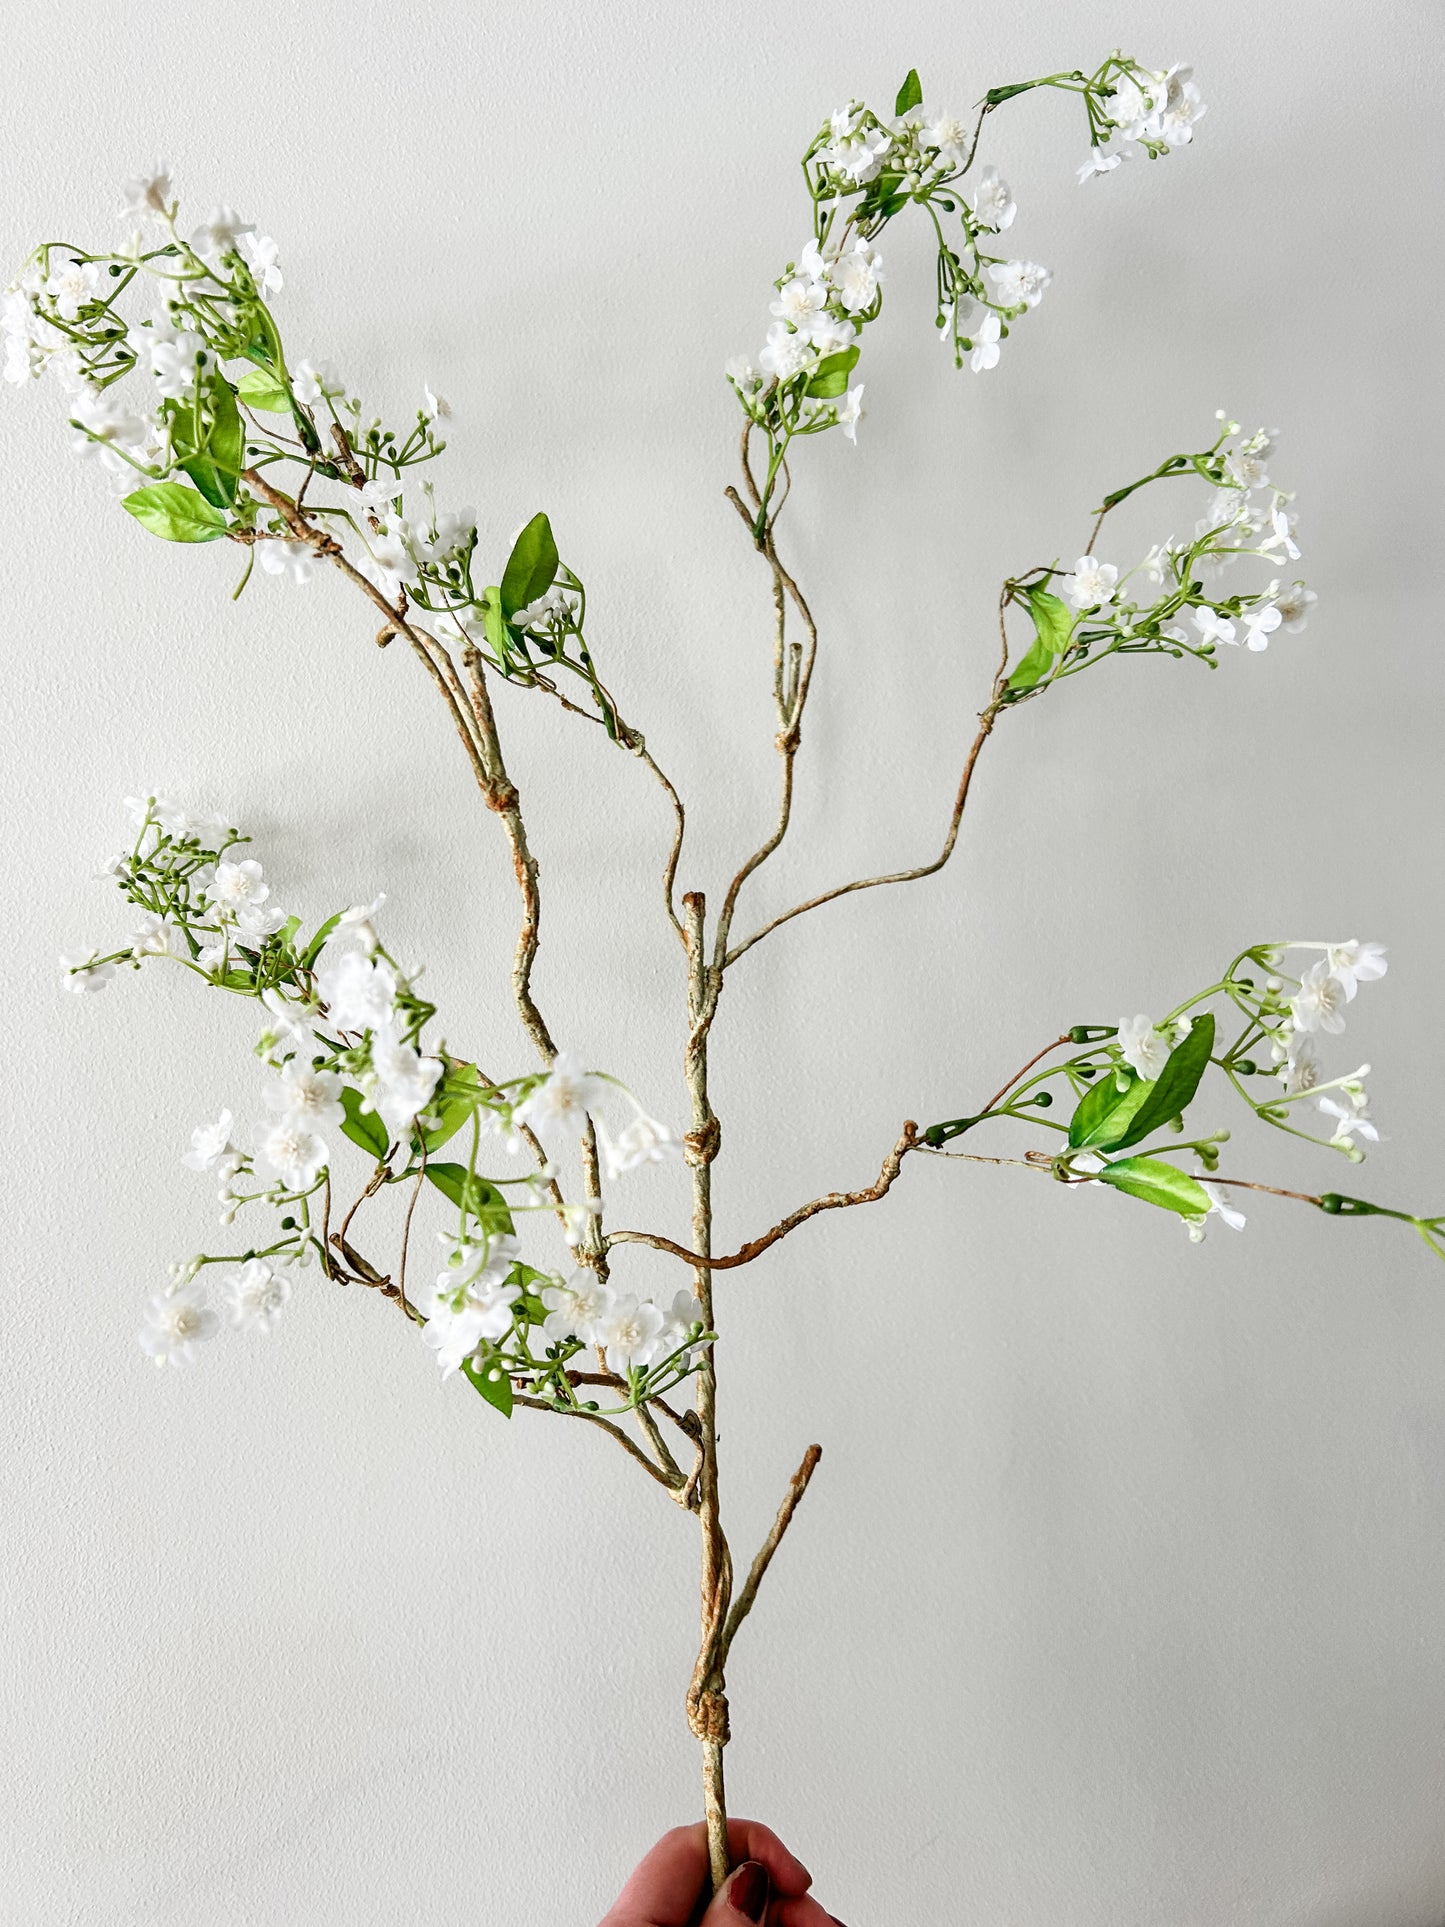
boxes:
[700,1858,771,1925]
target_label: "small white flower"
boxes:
[120,164,174,222]
[1317,1089,1379,1145]
[239,232,283,294]
[184,1109,237,1172]
[1138,542,1175,586]
[919,111,971,170]
[1077,146,1129,184]
[224,1258,292,1334]
[205,858,269,912]
[1062,555,1118,610]
[292,358,339,405]
[256,537,315,584]
[146,321,202,401]
[836,383,865,445]
[316,950,398,1033]
[234,902,288,942]
[758,321,816,381]
[423,385,451,420]
[369,1030,444,1134]
[1116,1014,1171,1084]
[597,1294,669,1371]
[985,259,1051,310]
[660,1288,704,1349]
[190,206,255,260]
[1191,605,1237,648]
[770,277,830,334]
[139,1282,219,1366]
[69,389,151,463]
[1157,66,1207,148]
[969,165,1016,231]
[600,1110,684,1180]
[512,1051,608,1139]
[1200,1181,1247,1230]
[258,1119,329,1190]
[1239,602,1282,652]
[1279,1031,1322,1095]
[540,1271,615,1344]
[336,893,386,955]
[1322,940,1387,998]
[1290,960,1348,1035]
[258,987,313,1062]
[831,239,884,315]
[128,912,174,959]
[1273,582,1316,632]
[45,259,103,322]
[267,1062,344,1132]
[969,312,1002,373]
[60,951,115,993]
[725,356,762,393]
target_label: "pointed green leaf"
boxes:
[895,69,923,116]
[499,512,559,618]
[299,910,344,970]
[425,1163,515,1236]
[236,366,292,413]
[804,344,861,399]
[1095,1156,1211,1217]
[1007,586,1074,692]
[1068,1071,1151,1150]
[462,1353,514,1418]
[1110,1014,1216,1151]
[340,1086,390,1160]
[122,482,228,543]
[481,587,522,663]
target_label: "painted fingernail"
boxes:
[828,1917,849,1926]
[728,1859,770,1920]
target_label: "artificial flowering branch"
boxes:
[9,48,1423,1899]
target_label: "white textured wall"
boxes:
[4,2,1445,1921]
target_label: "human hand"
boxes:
[598,1819,846,1926]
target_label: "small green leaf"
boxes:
[209,374,243,486]
[1110,1014,1216,1152]
[425,1163,516,1235]
[420,1063,483,1154]
[299,910,344,970]
[804,345,861,399]
[340,1086,390,1160]
[1096,1156,1211,1217]
[985,80,1039,106]
[122,482,228,543]
[462,1354,514,1418]
[236,366,292,413]
[482,587,521,662]
[1068,1071,1151,1151]
[1007,586,1074,693]
[499,512,559,618]
[895,68,923,115]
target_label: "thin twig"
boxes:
[720,1444,822,1663]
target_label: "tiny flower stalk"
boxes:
[16,49,1424,1905]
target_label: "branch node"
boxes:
[686,1686,731,1747]
[684,1116,722,1167]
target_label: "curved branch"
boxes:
[607,1122,919,1271]
[720,1444,822,1664]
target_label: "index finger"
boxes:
[600,1820,813,1925]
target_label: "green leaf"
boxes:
[235,366,292,413]
[420,1063,483,1154]
[499,512,559,618]
[985,80,1039,106]
[122,482,228,543]
[425,1163,516,1236]
[804,345,861,399]
[1007,586,1074,692]
[209,374,244,486]
[894,68,923,115]
[340,1086,390,1160]
[1068,1071,1151,1151]
[1110,1014,1216,1151]
[299,910,344,970]
[1096,1156,1211,1218]
[462,1353,514,1418]
[482,587,521,662]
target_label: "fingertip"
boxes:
[724,1818,812,1894]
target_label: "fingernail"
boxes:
[728,1859,770,1920]
[828,1917,849,1926]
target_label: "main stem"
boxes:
[683,891,732,1892]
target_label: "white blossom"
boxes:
[1317,1088,1379,1145]
[1239,601,1282,652]
[139,1282,218,1365]
[369,1030,443,1134]
[190,206,255,260]
[600,1110,684,1180]
[240,232,283,295]
[224,1258,291,1333]
[1062,555,1118,610]
[120,164,174,222]
[597,1294,670,1371]
[836,383,865,445]
[316,950,398,1033]
[831,239,884,315]
[758,322,816,381]
[258,987,313,1061]
[1191,606,1237,648]
[541,1271,615,1344]
[1157,66,1207,148]
[69,389,152,465]
[336,893,386,955]
[1274,582,1317,632]
[819,115,892,185]
[770,277,830,335]
[1116,1014,1171,1084]
[1279,1031,1322,1095]
[1189,1180,1247,1239]
[45,259,103,322]
[257,537,315,584]
[128,912,174,958]
[184,1109,237,1172]
[258,1119,329,1190]
[267,1062,344,1132]
[1324,940,1387,998]
[512,1051,608,1139]
[969,313,1002,373]
[969,165,1016,231]
[919,112,971,171]
[59,950,115,993]
[423,385,451,420]
[1290,960,1348,1035]
[147,320,202,400]
[985,259,1051,310]
[292,358,339,405]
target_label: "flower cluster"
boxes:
[727,51,1200,522]
[1000,420,1315,701]
[66,799,699,1403]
